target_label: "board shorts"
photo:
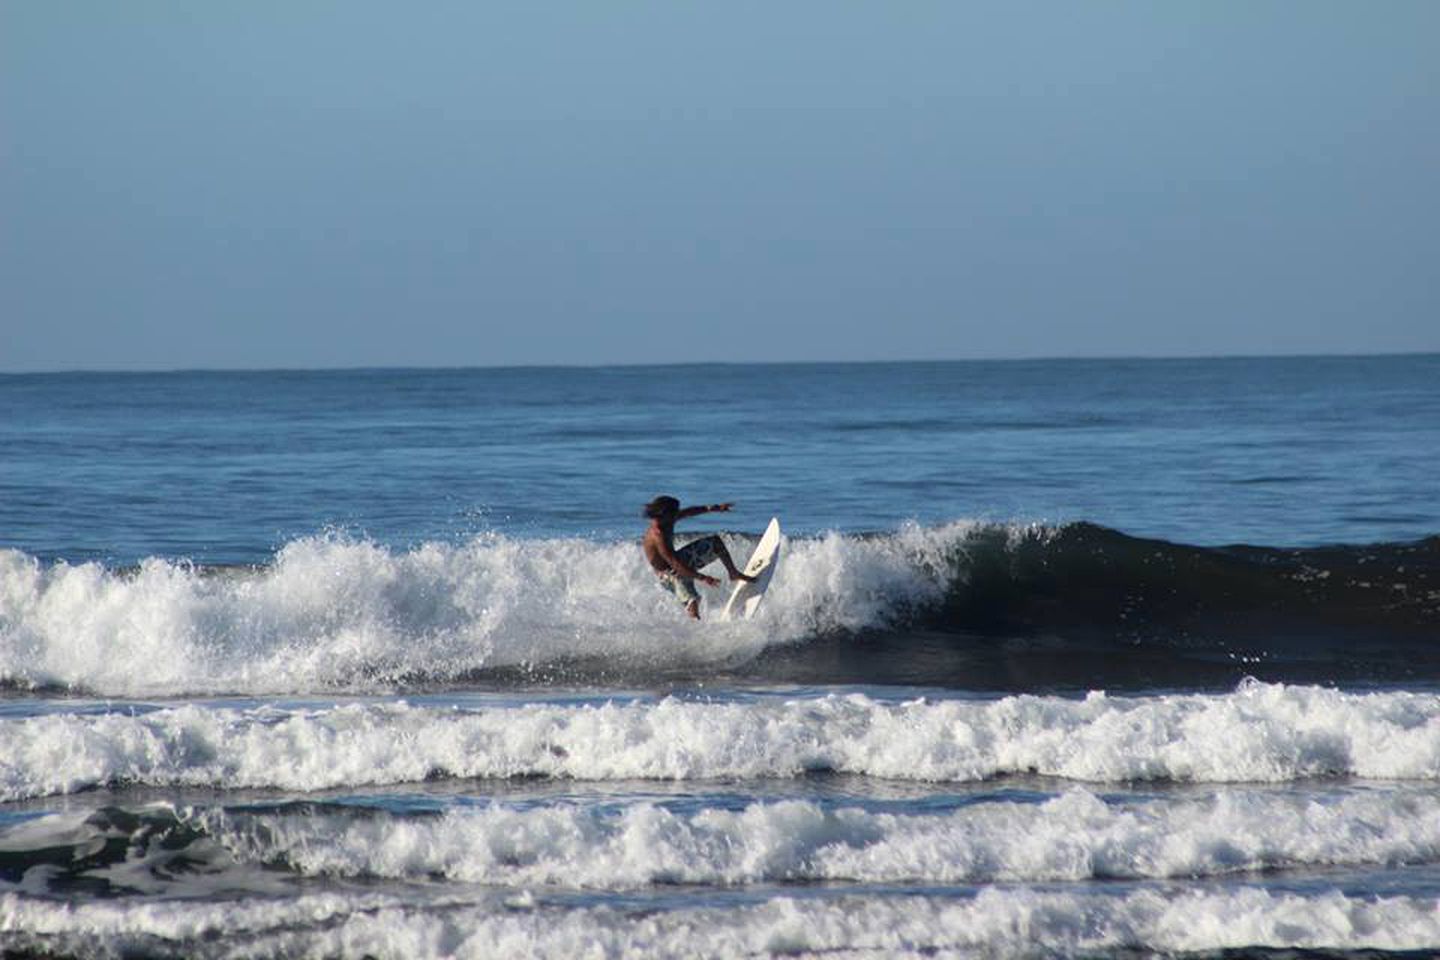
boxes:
[657,535,723,606]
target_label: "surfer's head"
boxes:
[643,495,680,519]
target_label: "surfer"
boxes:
[642,495,755,620]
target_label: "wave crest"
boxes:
[2,521,1435,697]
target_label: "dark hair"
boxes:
[643,495,680,519]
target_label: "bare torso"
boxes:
[642,520,677,574]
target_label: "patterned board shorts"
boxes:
[657,535,723,606]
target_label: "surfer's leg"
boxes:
[659,571,702,612]
[675,536,721,572]
[677,535,754,583]
[714,541,755,582]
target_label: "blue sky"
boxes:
[3,2,1437,370]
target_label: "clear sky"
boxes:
[3,2,1437,371]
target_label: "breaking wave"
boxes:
[7,784,1440,893]
[5,877,1440,959]
[1,521,1435,697]
[4,682,1440,802]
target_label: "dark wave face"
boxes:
[944,523,1438,640]
[739,524,1440,691]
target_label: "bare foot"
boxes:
[729,571,757,583]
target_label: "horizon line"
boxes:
[2,348,1437,377]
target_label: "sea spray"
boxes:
[0,524,973,697]
[9,785,1440,894]
[6,683,1440,802]
[3,522,1436,697]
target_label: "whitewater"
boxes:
[0,524,965,697]
[3,359,1438,958]
[5,521,1434,698]
[6,683,1440,801]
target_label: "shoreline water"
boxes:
[3,359,1436,957]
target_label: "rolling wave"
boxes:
[929,520,1438,641]
[1,521,1435,697]
[4,683,1440,802]
[5,867,1440,958]
[8,784,1440,895]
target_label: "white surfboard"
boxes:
[721,517,780,621]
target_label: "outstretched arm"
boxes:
[677,502,735,520]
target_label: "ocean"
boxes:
[2,356,1439,958]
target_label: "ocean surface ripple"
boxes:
[3,359,1437,958]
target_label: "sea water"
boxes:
[2,357,1438,958]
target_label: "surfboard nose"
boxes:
[722,518,782,621]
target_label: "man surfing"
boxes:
[642,495,754,620]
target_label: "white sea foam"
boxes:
[4,683,1439,801]
[4,885,1440,959]
[0,524,967,697]
[177,786,1440,887]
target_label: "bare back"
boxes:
[642,520,678,574]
